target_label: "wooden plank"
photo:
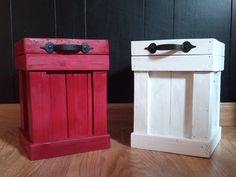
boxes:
[133,72,149,133]
[132,55,224,72]
[131,130,221,158]
[0,0,14,103]
[27,72,51,143]
[19,131,109,160]
[174,0,231,101]
[191,72,211,140]
[67,72,92,138]
[56,0,85,38]
[148,72,171,135]
[131,39,225,56]
[15,54,109,71]
[47,72,68,141]
[86,0,144,102]
[170,72,193,138]
[229,0,236,101]
[93,71,107,135]
[209,72,221,137]
[27,72,67,143]
[144,0,174,39]
[19,71,28,132]
[14,38,109,56]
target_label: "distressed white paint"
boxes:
[148,72,171,135]
[170,72,193,138]
[133,72,149,133]
[131,38,225,57]
[132,55,224,71]
[131,128,221,158]
[131,38,224,158]
[191,72,211,140]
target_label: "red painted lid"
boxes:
[14,38,109,56]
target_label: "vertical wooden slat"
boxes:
[209,72,221,137]
[48,72,67,141]
[93,71,107,135]
[28,72,51,143]
[67,72,92,138]
[191,72,211,140]
[19,71,28,131]
[28,72,67,143]
[87,73,93,135]
[133,72,149,134]
[148,72,171,135]
[170,72,193,138]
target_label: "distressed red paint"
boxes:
[15,38,110,160]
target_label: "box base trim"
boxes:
[131,127,221,158]
[19,130,110,160]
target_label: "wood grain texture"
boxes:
[27,72,68,143]
[15,54,109,71]
[14,38,109,56]
[132,55,224,72]
[133,72,149,133]
[93,72,108,135]
[148,72,171,135]
[67,72,92,138]
[0,104,236,177]
[220,103,236,126]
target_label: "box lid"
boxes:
[131,38,225,56]
[14,38,109,56]
[14,38,109,71]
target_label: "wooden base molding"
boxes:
[131,128,221,158]
[19,129,110,160]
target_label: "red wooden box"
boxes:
[14,38,110,160]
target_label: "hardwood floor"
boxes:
[0,104,236,177]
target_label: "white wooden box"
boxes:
[131,38,225,158]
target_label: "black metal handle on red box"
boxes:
[144,41,196,54]
[40,42,93,54]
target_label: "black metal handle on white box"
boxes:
[145,41,196,54]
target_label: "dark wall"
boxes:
[0,0,235,103]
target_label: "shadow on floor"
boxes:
[107,104,133,146]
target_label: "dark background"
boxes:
[0,0,235,103]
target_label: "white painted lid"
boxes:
[131,38,225,57]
